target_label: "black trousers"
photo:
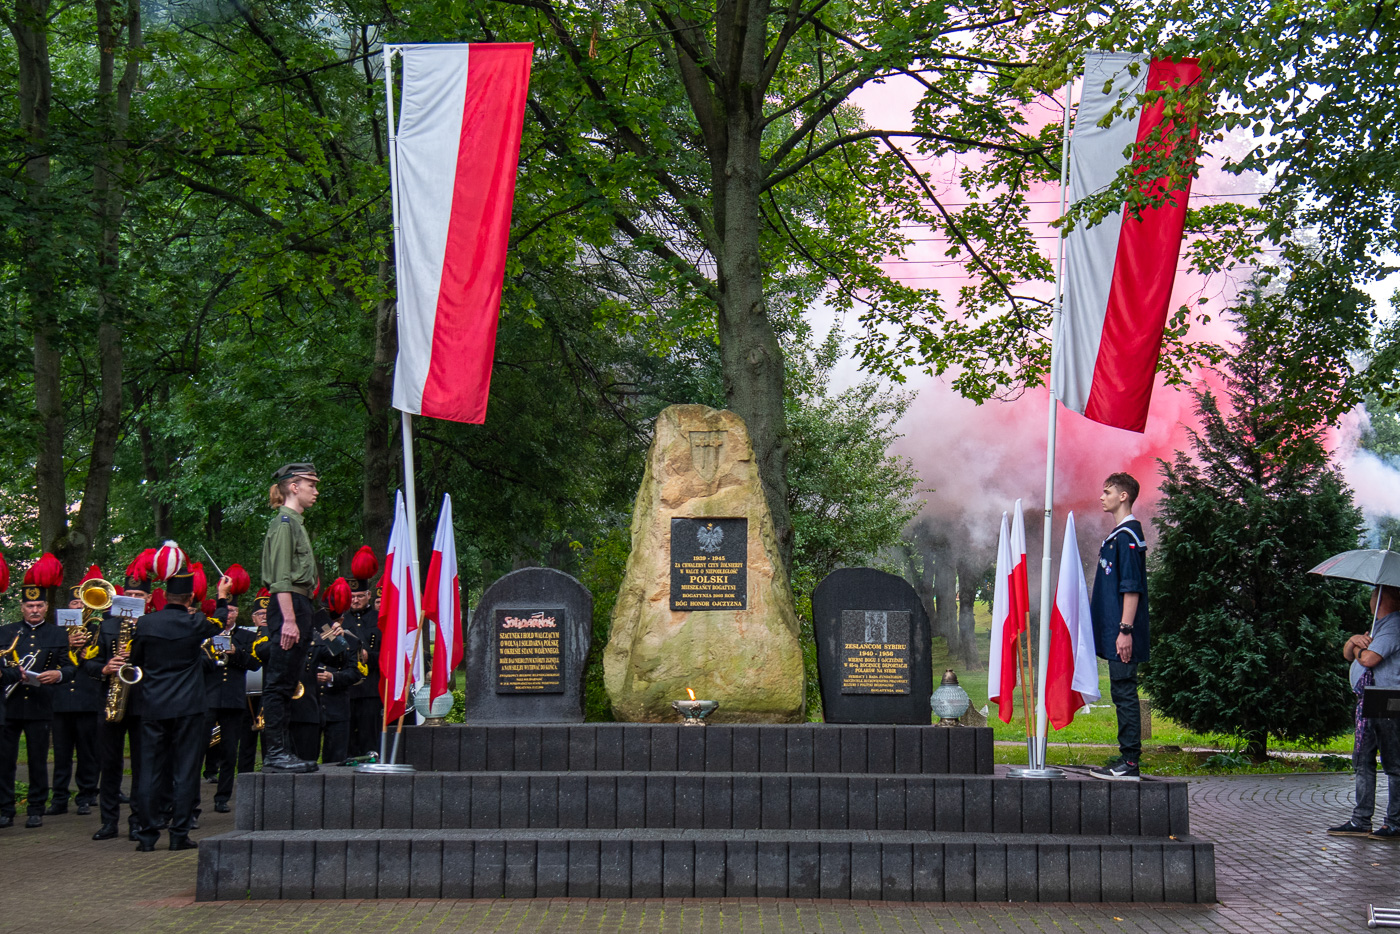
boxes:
[0,718,51,817]
[263,594,313,741]
[204,708,246,805]
[51,710,101,806]
[349,695,383,756]
[1108,659,1142,762]
[238,698,265,773]
[321,719,350,764]
[98,713,141,828]
[290,722,321,762]
[134,715,203,845]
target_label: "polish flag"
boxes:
[987,511,1026,723]
[1054,53,1203,432]
[1044,512,1102,729]
[377,491,421,723]
[422,493,463,707]
[1010,500,1030,644]
[390,43,534,424]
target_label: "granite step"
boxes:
[238,769,1190,837]
[196,827,1215,903]
[401,723,995,775]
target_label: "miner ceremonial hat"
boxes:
[272,462,319,483]
[254,593,271,612]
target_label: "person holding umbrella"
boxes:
[1312,549,1400,839]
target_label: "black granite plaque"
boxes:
[669,517,747,611]
[839,610,911,694]
[463,568,593,723]
[494,608,566,693]
[813,568,932,724]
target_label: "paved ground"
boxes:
[3,771,1395,933]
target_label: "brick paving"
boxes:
[1,771,1393,933]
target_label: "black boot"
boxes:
[92,823,119,841]
[261,726,317,774]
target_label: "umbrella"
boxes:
[1308,549,1400,588]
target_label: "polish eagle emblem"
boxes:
[696,522,724,554]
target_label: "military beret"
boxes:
[272,462,319,483]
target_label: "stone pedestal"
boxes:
[604,405,804,722]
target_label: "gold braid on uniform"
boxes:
[250,635,269,663]
[357,658,369,677]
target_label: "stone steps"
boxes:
[238,768,1190,837]
[198,828,1215,902]
[399,723,995,774]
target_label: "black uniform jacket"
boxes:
[53,625,103,714]
[129,607,222,720]
[317,630,364,723]
[0,620,75,720]
[341,606,380,701]
[203,624,264,710]
[0,666,21,726]
[85,612,138,715]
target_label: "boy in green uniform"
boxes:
[259,463,321,773]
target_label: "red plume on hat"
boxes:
[351,546,378,581]
[80,564,103,584]
[190,562,208,600]
[256,586,270,597]
[201,597,217,616]
[29,552,63,589]
[225,564,252,596]
[154,541,186,581]
[150,589,167,612]
[326,577,352,615]
[126,548,156,584]
[0,552,9,593]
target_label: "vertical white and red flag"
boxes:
[378,491,421,723]
[390,42,534,424]
[423,493,463,707]
[987,512,1023,723]
[1044,512,1101,729]
[1054,52,1203,432]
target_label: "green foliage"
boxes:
[1143,295,1367,761]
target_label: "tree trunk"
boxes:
[933,541,959,659]
[363,261,397,556]
[138,414,172,540]
[957,561,980,668]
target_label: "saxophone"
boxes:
[103,616,144,723]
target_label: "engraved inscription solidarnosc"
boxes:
[495,608,567,694]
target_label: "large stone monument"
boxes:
[812,568,933,724]
[462,567,593,723]
[604,405,805,722]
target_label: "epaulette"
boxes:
[356,659,368,677]
[281,515,291,523]
[251,635,268,662]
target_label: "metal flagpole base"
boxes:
[355,762,416,774]
[1007,766,1067,779]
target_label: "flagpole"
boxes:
[1032,76,1077,777]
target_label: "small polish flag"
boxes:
[987,512,1026,723]
[1045,512,1102,729]
[377,491,421,723]
[1054,53,1204,432]
[423,493,463,707]
[391,43,534,424]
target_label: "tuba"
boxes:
[79,578,116,649]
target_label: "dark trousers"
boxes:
[1353,717,1400,826]
[51,710,100,806]
[1108,660,1142,762]
[98,714,141,828]
[263,594,313,743]
[321,719,350,764]
[349,695,383,756]
[134,715,203,846]
[238,698,265,773]
[290,723,321,762]
[0,718,51,816]
[205,708,246,805]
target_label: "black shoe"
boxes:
[0,815,12,828]
[214,802,230,813]
[92,823,119,841]
[204,775,218,784]
[76,802,92,816]
[118,793,130,804]
[169,837,198,851]
[190,816,200,830]
[1370,825,1400,840]
[25,814,43,828]
[43,803,68,816]
[1090,760,1141,782]
[128,829,138,841]
[262,752,319,773]
[135,841,156,852]
[1328,819,1373,836]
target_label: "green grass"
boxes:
[944,605,1352,755]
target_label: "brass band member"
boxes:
[0,557,74,828]
[91,549,155,841]
[260,463,321,773]
[49,566,105,816]
[344,547,382,757]
[201,571,260,812]
[129,544,221,851]
[237,593,270,773]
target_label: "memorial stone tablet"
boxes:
[669,516,747,611]
[462,568,593,723]
[813,568,932,724]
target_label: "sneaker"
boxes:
[1327,819,1372,836]
[1090,760,1141,781]
[1370,825,1400,841]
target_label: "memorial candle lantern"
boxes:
[671,687,719,725]
[930,669,971,726]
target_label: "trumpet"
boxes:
[4,651,38,699]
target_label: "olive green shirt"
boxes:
[262,506,316,595]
